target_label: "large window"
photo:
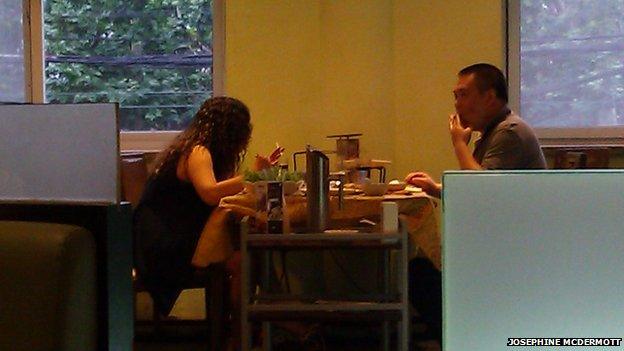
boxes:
[508,0,624,145]
[0,0,26,102]
[0,0,223,150]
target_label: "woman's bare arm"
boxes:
[185,145,244,206]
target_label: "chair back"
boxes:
[553,148,610,169]
[120,153,149,208]
[0,221,96,351]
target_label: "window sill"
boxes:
[120,131,179,153]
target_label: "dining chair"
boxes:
[552,148,610,169]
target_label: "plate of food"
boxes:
[405,185,423,193]
[387,179,407,192]
[330,187,363,196]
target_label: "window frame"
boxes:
[23,0,225,152]
[506,0,624,147]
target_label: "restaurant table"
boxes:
[192,190,441,271]
[190,189,439,350]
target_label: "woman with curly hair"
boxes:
[133,96,282,317]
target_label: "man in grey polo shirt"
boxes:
[405,63,546,198]
[403,63,545,348]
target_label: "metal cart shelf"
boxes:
[240,219,410,351]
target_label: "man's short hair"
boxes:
[459,63,508,103]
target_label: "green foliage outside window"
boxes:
[44,0,213,131]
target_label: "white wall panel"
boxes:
[0,103,119,204]
[443,170,624,350]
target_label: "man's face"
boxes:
[452,73,490,129]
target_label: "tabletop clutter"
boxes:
[242,134,421,235]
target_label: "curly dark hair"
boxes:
[154,96,252,181]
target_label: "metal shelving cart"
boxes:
[240,218,410,351]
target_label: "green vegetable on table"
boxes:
[244,167,303,182]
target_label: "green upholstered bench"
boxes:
[0,221,96,351]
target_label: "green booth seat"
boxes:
[0,221,96,351]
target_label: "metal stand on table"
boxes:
[240,218,410,351]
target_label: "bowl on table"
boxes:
[362,182,388,196]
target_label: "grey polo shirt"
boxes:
[473,108,546,169]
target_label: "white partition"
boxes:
[0,103,119,204]
[443,170,624,350]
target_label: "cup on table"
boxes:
[381,201,398,233]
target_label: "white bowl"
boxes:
[362,182,388,196]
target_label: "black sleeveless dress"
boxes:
[133,163,214,315]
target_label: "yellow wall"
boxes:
[319,1,394,169]
[225,1,322,169]
[393,0,504,181]
[225,0,395,173]
[225,0,504,179]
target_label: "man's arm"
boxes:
[452,140,482,170]
[405,172,442,198]
[449,114,482,170]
